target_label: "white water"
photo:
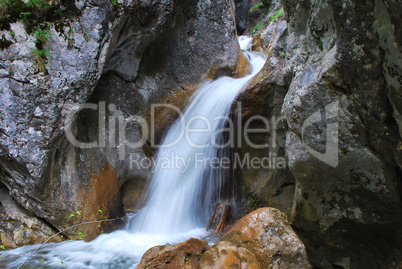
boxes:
[238,36,253,51]
[0,38,265,269]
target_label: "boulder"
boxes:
[136,238,209,269]
[137,208,311,268]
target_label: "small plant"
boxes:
[110,0,123,8]
[250,2,264,12]
[33,48,49,72]
[53,8,62,18]
[252,21,264,34]
[0,245,5,250]
[1,0,65,32]
[98,209,103,214]
[19,11,30,19]
[0,0,6,18]
[316,39,323,50]
[32,23,52,73]
[246,193,263,210]
[27,0,50,15]
[250,0,270,12]
[268,8,284,23]
[279,51,286,57]
[33,25,52,43]
[8,69,12,75]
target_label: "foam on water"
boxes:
[238,35,253,51]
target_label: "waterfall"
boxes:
[126,48,265,234]
[0,37,265,268]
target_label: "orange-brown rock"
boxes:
[136,208,311,269]
[74,163,124,241]
[222,208,311,268]
[234,52,252,77]
[199,241,260,269]
[206,203,230,232]
[147,85,199,148]
[208,52,251,80]
[136,238,209,269]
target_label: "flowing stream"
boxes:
[0,37,265,269]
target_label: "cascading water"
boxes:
[0,37,265,268]
[127,50,265,234]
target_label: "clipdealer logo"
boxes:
[62,101,339,168]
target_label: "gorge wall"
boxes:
[0,0,401,268]
[0,0,242,243]
[239,0,401,267]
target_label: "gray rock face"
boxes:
[234,0,250,35]
[0,0,242,243]
[234,9,295,217]
[280,0,402,267]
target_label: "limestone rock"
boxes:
[136,238,209,269]
[0,0,243,246]
[222,207,311,268]
[233,12,295,217]
[280,0,402,267]
[137,208,311,268]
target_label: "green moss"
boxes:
[246,193,263,210]
[110,0,123,9]
[316,39,323,50]
[268,8,284,23]
[250,2,264,12]
[252,21,264,34]
[250,0,270,12]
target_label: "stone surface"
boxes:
[137,208,311,269]
[222,207,311,268]
[136,238,209,269]
[280,0,402,268]
[0,183,63,248]
[234,10,295,217]
[234,0,250,35]
[0,0,243,245]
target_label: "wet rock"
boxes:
[280,0,402,267]
[137,208,311,268]
[0,0,243,245]
[136,238,209,269]
[234,0,251,35]
[199,241,260,269]
[234,13,295,217]
[222,207,311,268]
[0,183,63,248]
